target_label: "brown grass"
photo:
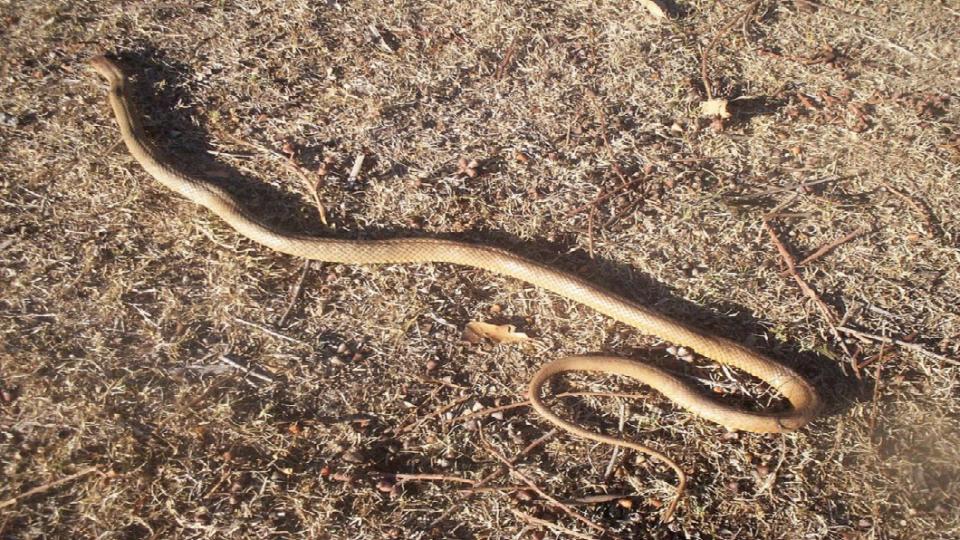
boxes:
[1,1,958,538]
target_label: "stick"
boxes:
[795,226,870,268]
[566,493,632,505]
[0,466,100,509]
[233,317,309,346]
[584,88,625,181]
[586,206,596,259]
[565,175,647,217]
[482,441,609,536]
[394,473,476,485]
[700,0,763,99]
[577,87,637,254]
[510,508,599,540]
[219,355,276,384]
[277,260,311,327]
[880,181,938,237]
[733,175,843,198]
[470,428,560,491]
[801,0,870,21]
[223,133,328,224]
[453,391,648,424]
[495,38,518,80]
[603,403,627,482]
[762,220,837,325]
[348,153,365,183]
[394,394,473,435]
[836,326,960,366]
[763,219,853,358]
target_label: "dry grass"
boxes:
[1,1,959,538]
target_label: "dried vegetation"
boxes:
[1,0,959,538]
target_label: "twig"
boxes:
[453,391,648,424]
[565,105,585,147]
[348,153,365,183]
[700,0,763,99]
[470,428,560,491]
[565,175,647,217]
[233,317,310,346]
[277,260,311,327]
[0,466,100,509]
[457,484,527,494]
[763,192,801,220]
[223,133,327,224]
[795,226,870,268]
[584,88,624,180]
[763,220,837,325]
[394,473,476,486]
[735,174,842,198]
[394,394,473,435]
[565,493,632,506]
[603,402,627,482]
[868,343,885,438]
[495,37,519,80]
[836,326,960,366]
[510,508,599,540]
[763,219,852,358]
[482,441,609,536]
[800,0,870,21]
[580,87,636,258]
[880,181,938,237]
[219,355,276,384]
[586,206,596,259]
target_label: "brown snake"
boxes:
[90,55,819,520]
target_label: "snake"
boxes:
[89,55,820,520]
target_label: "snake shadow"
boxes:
[88,50,867,535]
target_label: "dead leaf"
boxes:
[638,0,668,19]
[462,321,529,344]
[701,98,731,119]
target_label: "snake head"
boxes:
[89,55,127,90]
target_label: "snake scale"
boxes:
[90,55,819,519]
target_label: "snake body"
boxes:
[90,56,819,518]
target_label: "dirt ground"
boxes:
[2,1,959,538]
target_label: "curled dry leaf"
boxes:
[701,98,731,119]
[462,321,529,344]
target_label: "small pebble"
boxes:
[377,477,396,493]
